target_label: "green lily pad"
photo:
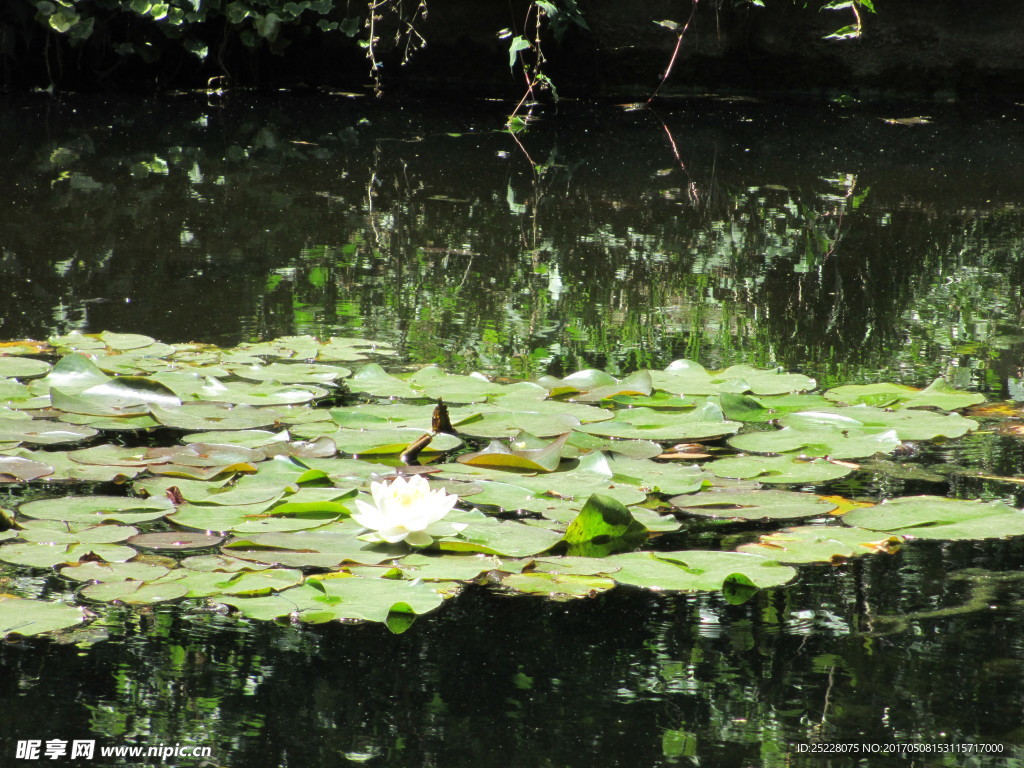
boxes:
[17,495,175,525]
[223,527,400,567]
[501,571,616,598]
[602,550,797,591]
[779,406,978,441]
[36,353,110,391]
[563,432,663,460]
[537,369,618,397]
[0,597,86,637]
[411,367,508,402]
[0,455,53,482]
[576,401,740,441]
[99,331,157,350]
[652,360,815,396]
[172,567,304,598]
[225,361,351,384]
[214,594,302,620]
[80,578,190,605]
[283,576,452,623]
[197,379,325,406]
[0,542,137,568]
[61,561,171,582]
[3,448,143,483]
[0,357,51,378]
[18,520,137,545]
[842,496,1024,540]
[347,364,420,399]
[455,410,581,439]
[824,378,985,410]
[396,553,505,580]
[332,428,462,456]
[727,427,901,459]
[127,532,225,551]
[150,403,285,431]
[704,455,854,484]
[0,418,98,446]
[737,525,902,563]
[671,489,839,520]
[563,494,647,549]
[437,510,563,557]
[579,452,708,496]
[458,432,568,472]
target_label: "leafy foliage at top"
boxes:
[0,331,1014,638]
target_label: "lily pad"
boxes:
[0,357,51,378]
[779,405,978,441]
[704,455,854,484]
[602,550,797,591]
[737,525,901,563]
[563,494,648,549]
[824,378,985,410]
[841,496,1024,540]
[727,427,901,459]
[672,489,839,520]
[80,579,190,605]
[576,401,741,441]
[127,532,225,551]
[17,495,175,525]
[458,433,568,472]
[0,418,98,446]
[0,542,137,568]
[283,576,452,623]
[0,597,86,637]
[0,455,53,482]
[501,571,616,598]
[332,428,462,456]
[347,364,420,399]
[223,527,400,567]
[150,403,285,431]
[61,561,172,582]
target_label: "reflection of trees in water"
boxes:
[4,545,1023,766]
[2,98,1023,388]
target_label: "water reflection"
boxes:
[2,95,1023,388]
[4,93,1024,766]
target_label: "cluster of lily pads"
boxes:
[1,330,1020,637]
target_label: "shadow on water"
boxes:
[3,92,1024,766]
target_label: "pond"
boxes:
[2,92,1024,767]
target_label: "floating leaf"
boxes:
[455,410,581,439]
[704,455,854,484]
[602,550,796,591]
[0,542,137,568]
[223,527,400,567]
[36,353,110,391]
[151,402,285,431]
[397,553,504,580]
[458,432,568,472]
[286,576,452,624]
[779,406,978,441]
[737,525,901,563]
[436,511,563,557]
[576,401,740,441]
[17,495,175,525]
[563,494,648,550]
[332,427,461,456]
[127,532,225,551]
[842,496,1024,540]
[652,360,815,396]
[0,455,53,482]
[0,597,86,637]
[99,331,157,350]
[727,426,901,459]
[0,418,98,446]
[347,364,420,398]
[672,489,839,520]
[0,357,51,378]
[824,378,985,411]
[80,579,190,605]
[501,571,616,598]
[61,561,171,582]
[225,361,351,384]
[172,567,304,598]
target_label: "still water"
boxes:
[2,92,1024,767]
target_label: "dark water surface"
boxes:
[2,93,1024,767]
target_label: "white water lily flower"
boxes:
[353,474,466,547]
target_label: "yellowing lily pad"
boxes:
[737,525,902,563]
